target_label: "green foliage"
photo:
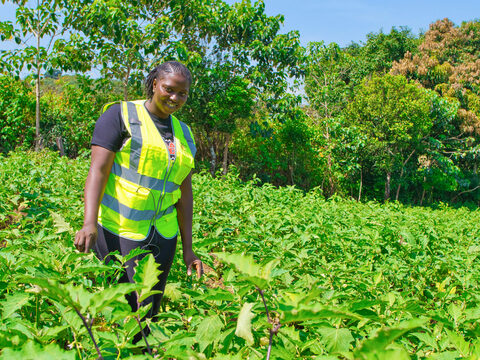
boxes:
[40,84,98,157]
[344,74,434,199]
[231,94,322,189]
[133,254,162,303]
[0,0,90,77]
[346,74,432,161]
[304,42,355,118]
[360,27,419,75]
[0,76,36,153]
[3,150,479,358]
[235,302,256,345]
[215,252,278,289]
[185,61,255,134]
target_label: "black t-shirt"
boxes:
[91,102,175,160]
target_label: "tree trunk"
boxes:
[222,133,231,175]
[56,137,65,156]
[395,175,402,201]
[289,150,295,185]
[206,131,216,177]
[35,25,41,151]
[419,176,426,205]
[324,121,335,196]
[395,150,415,201]
[384,172,391,201]
[358,167,363,201]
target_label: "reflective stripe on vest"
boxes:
[110,163,179,193]
[126,101,142,170]
[98,100,195,241]
[102,193,175,221]
[179,120,197,158]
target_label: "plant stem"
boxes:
[267,324,281,360]
[256,287,281,360]
[256,286,271,322]
[74,308,103,360]
[35,294,39,326]
[71,328,82,360]
[135,315,151,355]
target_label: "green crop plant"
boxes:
[0,150,479,359]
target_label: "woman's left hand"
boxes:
[183,250,203,279]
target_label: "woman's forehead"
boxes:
[158,72,190,86]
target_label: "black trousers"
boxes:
[94,225,177,320]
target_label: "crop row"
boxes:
[0,150,479,359]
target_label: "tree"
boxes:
[391,19,480,130]
[66,0,169,101]
[391,19,480,201]
[176,0,304,174]
[180,60,255,175]
[360,27,419,75]
[304,42,354,118]
[0,75,36,153]
[0,0,91,149]
[345,74,433,200]
[303,42,358,195]
[229,94,320,189]
[214,0,304,96]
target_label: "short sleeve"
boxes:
[91,103,129,152]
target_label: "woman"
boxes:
[74,61,203,321]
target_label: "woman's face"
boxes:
[151,72,190,118]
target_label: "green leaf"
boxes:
[50,212,72,234]
[446,329,470,357]
[447,303,463,328]
[318,327,354,353]
[0,340,75,359]
[196,314,224,352]
[133,254,162,303]
[428,351,461,360]
[2,292,31,319]
[235,302,255,345]
[38,325,69,341]
[214,252,278,289]
[465,307,480,321]
[89,282,137,314]
[163,282,183,302]
[20,277,79,310]
[281,302,365,323]
[354,318,427,359]
[412,331,437,350]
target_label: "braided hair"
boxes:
[145,61,192,99]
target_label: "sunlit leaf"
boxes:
[196,315,224,352]
[133,254,162,303]
[235,302,256,345]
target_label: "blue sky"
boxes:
[227,0,480,46]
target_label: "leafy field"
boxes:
[1,150,480,359]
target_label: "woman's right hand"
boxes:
[74,223,98,253]
[75,145,115,254]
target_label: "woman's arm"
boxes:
[74,145,115,253]
[175,171,203,278]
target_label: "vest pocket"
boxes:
[138,144,168,180]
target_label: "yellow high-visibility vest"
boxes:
[98,100,196,240]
